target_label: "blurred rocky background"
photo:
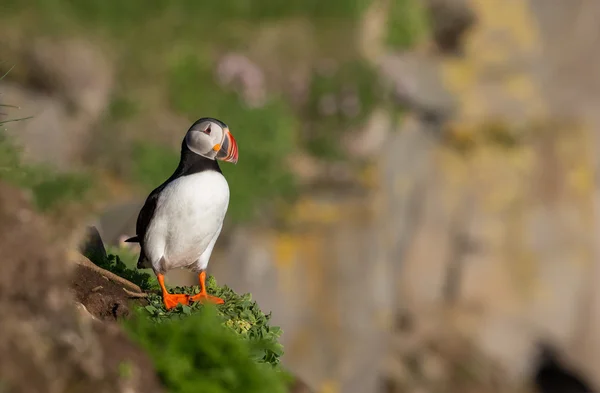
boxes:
[2,0,600,392]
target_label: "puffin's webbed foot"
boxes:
[190,293,224,305]
[157,273,190,310]
[163,292,190,310]
[189,271,225,305]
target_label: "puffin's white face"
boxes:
[184,119,238,164]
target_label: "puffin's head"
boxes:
[184,117,238,164]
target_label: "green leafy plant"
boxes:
[85,249,157,291]
[105,245,140,269]
[124,305,290,393]
[89,249,289,392]
[141,274,284,366]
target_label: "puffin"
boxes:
[125,117,238,310]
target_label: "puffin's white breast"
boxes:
[144,170,229,271]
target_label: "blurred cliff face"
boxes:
[2,0,600,393]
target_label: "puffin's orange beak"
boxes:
[215,129,238,164]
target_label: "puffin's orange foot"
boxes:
[163,293,190,310]
[190,293,225,305]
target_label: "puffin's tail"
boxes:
[136,249,153,270]
[122,235,150,269]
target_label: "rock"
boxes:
[378,52,455,127]
[342,108,392,159]
[79,226,108,263]
[25,37,114,119]
[0,182,163,393]
[0,182,104,392]
[0,81,86,168]
[0,38,113,170]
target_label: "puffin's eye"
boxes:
[203,125,212,135]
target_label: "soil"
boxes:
[71,217,315,393]
[71,263,148,321]
[69,264,165,392]
[69,259,315,393]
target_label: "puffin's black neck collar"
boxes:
[172,139,222,178]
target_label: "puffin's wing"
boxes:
[135,188,163,242]
[130,190,162,269]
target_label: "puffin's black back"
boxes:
[132,137,222,268]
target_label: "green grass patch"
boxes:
[86,248,289,392]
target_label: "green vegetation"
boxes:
[4,0,373,29]
[105,244,140,270]
[90,250,157,291]
[0,1,430,389]
[0,70,93,212]
[1,0,428,224]
[124,305,289,393]
[130,141,180,191]
[85,248,289,392]
[386,0,430,50]
[0,134,92,211]
[118,361,133,379]
[302,59,381,160]
[167,54,298,221]
[140,277,285,367]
